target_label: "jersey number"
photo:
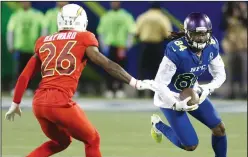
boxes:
[174,40,187,51]
[174,73,197,91]
[39,41,77,77]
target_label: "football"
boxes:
[179,88,200,106]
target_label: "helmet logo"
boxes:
[76,7,83,17]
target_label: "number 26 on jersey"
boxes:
[39,41,77,78]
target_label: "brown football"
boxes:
[179,88,200,106]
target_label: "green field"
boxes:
[2,110,247,157]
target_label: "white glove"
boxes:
[194,84,213,104]
[129,77,158,91]
[172,96,199,111]
[5,102,22,121]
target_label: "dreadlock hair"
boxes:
[165,25,186,41]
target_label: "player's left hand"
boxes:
[136,80,158,92]
[5,102,22,121]
[195,84,213,104]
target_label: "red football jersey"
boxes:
[33,30,98,105]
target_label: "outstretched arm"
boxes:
[13,54,41,104]
[85,46,132,84]
[85,46,157,91]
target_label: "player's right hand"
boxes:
[172,97,199,112]
[136,80,158,92]
[5,102,22,121]
[193,84,213,104]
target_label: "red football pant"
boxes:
[27,104,101,157]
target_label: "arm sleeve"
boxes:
[126,14,136,48]
[7,13,16,32]
[207,54,226,92]
[7,32,14,51]
[164,45,180,67]
[154,56,178,107]
[13,56,41,104]
[84,32,99,47]
[7,14,16,51]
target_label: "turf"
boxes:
[2,110,247,157]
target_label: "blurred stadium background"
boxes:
[1,1,247,157]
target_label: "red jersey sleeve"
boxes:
[83,31,99,47]
[13,56,41,104]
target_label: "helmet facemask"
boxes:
[185,29,212,52]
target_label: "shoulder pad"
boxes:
[167,38,188,53]
[208,36,219,51]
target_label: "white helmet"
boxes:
[57,4,88,32]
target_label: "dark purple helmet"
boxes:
[184,12,212,51]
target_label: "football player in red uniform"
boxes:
[5,4,157,157]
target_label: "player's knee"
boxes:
[94,131,100,144]
[58,136,72,149]
[212,122,226,136]
[183,135,198,151]
[184,144,198,151]
[66,136,73,146]
[87,130,100,146]
[92,131,100,143]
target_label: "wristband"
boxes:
[129,77,137,88]
[12,102,19,106]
